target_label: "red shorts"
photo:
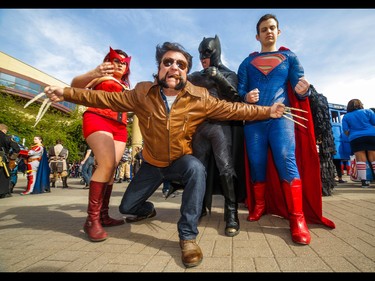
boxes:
[82,112,128,142]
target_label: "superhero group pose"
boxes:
[35,13,335,268]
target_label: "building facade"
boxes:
[0,51,75,114]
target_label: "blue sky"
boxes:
[1,8,374,108]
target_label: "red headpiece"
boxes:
[109,47,131,74]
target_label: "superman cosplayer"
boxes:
[237,46,335,245]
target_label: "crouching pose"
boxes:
[43,41,285,268]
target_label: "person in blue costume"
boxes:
[237,14,335,245]
[342,99,375,188]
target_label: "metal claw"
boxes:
[282,114,307,128]
[285,106,308,113]
[24,92,46,108]
[33,99,52,127]
[284,111,308,121]
[24,92,52,127]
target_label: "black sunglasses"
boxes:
[162,58,188,70]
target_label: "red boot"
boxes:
[282,179,311,245]
[100,184,125,227]
[248,182,266,221]
[83,181,108,242]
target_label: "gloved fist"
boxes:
[203,66,219,77]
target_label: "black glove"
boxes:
[203,67,239,101]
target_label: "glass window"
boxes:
[15,77,29,86]
[15,84,29,92]
[0,78,15,87]
[0,72,16,83]
[29,82,42,92]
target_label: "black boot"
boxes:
[165,181,184,199]
[62,176,69,189]
[361,180,370,188]
[220,174,240,237]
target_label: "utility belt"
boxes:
[50,157,66,161]
[28,157,41,163]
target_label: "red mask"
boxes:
[109,47,131,74]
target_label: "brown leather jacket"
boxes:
[63,80,271,167]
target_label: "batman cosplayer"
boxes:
[187,35,246,237]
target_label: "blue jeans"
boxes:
[119,154,206,241]
[81,156,94,185]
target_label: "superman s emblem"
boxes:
[251,53,286,75]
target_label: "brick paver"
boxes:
[0,175,374,272]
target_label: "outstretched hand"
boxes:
[270,102,285,118]
[44,86,65,102]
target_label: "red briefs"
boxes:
[83,111,127,142]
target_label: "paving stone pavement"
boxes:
[0,174,374,273]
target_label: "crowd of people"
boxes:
[2,13,375,269]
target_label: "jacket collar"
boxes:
[148,79,202,98]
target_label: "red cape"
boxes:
[245,83,335,228]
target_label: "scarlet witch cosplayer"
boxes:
[80,47,131,242]
[237,47,335,245]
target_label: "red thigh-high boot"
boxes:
[83,181,107,242]
[100,184,125,227]
[282,179,311,245]
[248,182,266,221]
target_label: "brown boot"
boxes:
[282,179,311,245]
[83,181,108,242]
[179,239,203,268]
[248,182,266,221]
[100,184,125,227]
[62,176,69,188]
